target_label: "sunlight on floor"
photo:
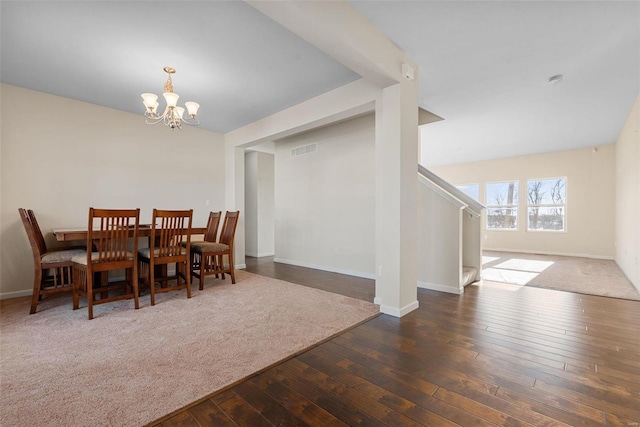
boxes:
[482,256,500,265]
[482,268,540,285]
[494,258,554,273]
[481,255,555,285]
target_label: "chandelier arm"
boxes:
[181,116,201,126]
[145,116,166,125]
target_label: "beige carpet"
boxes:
[483,251,640,301]
[0,270,379,427]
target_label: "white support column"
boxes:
[374,78,419,317]
[225,142,246,269]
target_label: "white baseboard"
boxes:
[0,289,32,300]
[484,247,614,260]
[236,264,246,270]
[378,300,419,317]
[417,280,464,295]
[245,252,275,258]
[273,258,375,280]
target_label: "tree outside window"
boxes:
[486,181,518,229]
[527,178,566,231]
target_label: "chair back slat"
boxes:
[204,211,222,242]
[27,210,48,256]
[219,211,240,246]
[88,208,140,263]
[151,209,193,257]
[18,208,46,259]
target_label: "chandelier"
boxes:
[141,67,200,130]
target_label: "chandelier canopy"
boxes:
[141,67,200,130]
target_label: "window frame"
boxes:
[485,180,519,231]
[526,176,567,232]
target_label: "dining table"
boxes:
[52,225,207,242]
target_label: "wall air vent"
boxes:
[291,143,317,157]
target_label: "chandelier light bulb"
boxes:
[141,67,200,130]
[141,93,158,109]
[185,101,200,118]
[163,92,180,108]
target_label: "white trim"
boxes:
[0,289,32,300]
[378,300,419,317]
[245,252,275,258]
[417,281,463,295]
[273,258,375,279]
[373,297,383,305]
[485,247,614,260]
[236,264,247,270]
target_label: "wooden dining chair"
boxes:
[72,208,141,320]
[18,208,86,314]
[191,210,240,289]
[138,209,193,305]
[187,211,221,274]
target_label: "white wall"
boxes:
[245,152,259,256]
[431,145,616,259]
[463,213,482,281]
[274,114,375,278]
[244,151,274,257]
[615,95,640,289]
[0,84,226,297]
[417,180,462,292]
[256,152,275,256]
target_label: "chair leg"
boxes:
[185,260,192,299]
[199,255,206,291]
[189,251,195,282]
[29,268,43,314]
[86,268,94,320]
[149,261,156,306]
[98,272,109,300]
[218,255,225,280]
[228,251,236,284]
[132,264,140,310]
[72,267,80,310]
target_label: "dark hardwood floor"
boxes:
[155,257,640,426]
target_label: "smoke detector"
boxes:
[548,74,563,85]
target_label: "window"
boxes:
[486,181,518,229]
[456,184,479,201]
[527,178,566,231]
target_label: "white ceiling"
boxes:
[2,1,639,166]
[352,1,640,166]
[0,1,359,133]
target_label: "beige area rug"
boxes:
[0,270,379,427]
[483,250,640,301]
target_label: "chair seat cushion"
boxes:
[41,249,87,264]
[191,242,229,253]
[71,251,135,265]
[138,247,187,259]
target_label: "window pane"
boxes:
[528,207,565,231]
[456,184,479,201]
[487,207,518,229]
[486,182,518,206]
[527,178,566,205]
